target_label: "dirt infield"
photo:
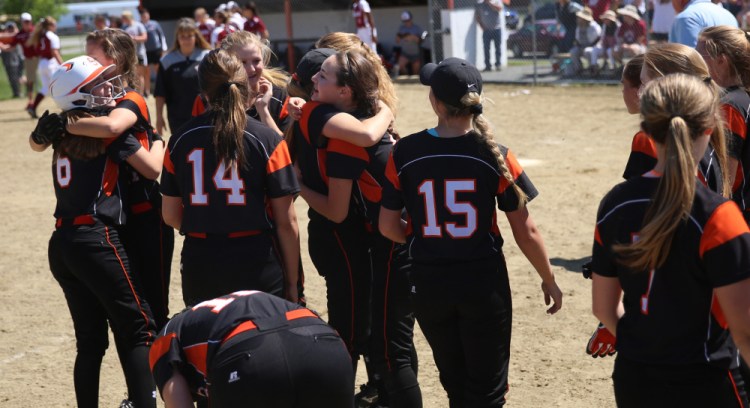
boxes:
[0,83,635,407]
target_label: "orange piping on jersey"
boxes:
[266,140,293,174]
[222,309,318,343]
[631,131,657,158]
[318,150,329,185]
[385,154,400,190]
[149,332,176,370]
[55,215,96,228]
[728,370,744,407]
[192,95,206,117]
[183,343,208,375]
[699,201,749,257]
[722,104,747,140]
[279,95,290,120]
[163,148,175,174]
[328,139,370,162]
[101,158,119,196]
[594,225,603,246]
[497,150,524,194]
[711,295,728,329]
[119,91,151,149]
[299,101,322,144]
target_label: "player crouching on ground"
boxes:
[149,290,354,407]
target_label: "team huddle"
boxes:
[20,6,750,408]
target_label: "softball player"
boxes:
[149,290,354,407]
[26,16,61,119]
[591,73,750,407]
[698,24,750,395]
[379,58,563,407]
[160,49,300,307]
[30,55,160,408]
[61,28,174,329]
[351,0,377,51]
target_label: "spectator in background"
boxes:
[122,10,149,96]
[592,10,619,70]
[154,18,211,135]
[557,0,585,52]
[586,0,612,22]
[211,10,238,48]
[475,0,509,71]
[352,0,378,51]
[0,22,24,98]
[194,7,215,44]
[243,2,269,40]
[569,7,602,75]
[140,8,167,97]
[395,10,423,76]
[649,0,675,42]
[110,16,123,29]
[0,12,37,106]
[227,1,246,30]
[93,14,108,30]
[614,5,647,65]
[670,0,737,46]
[26,16,61,119]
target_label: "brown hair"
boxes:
[698,26,750,92]
[220,30,289,89]
[623,54,644,88]
[614,74,720,270]
[643,43,730,197]
[55,110,105,160]
[28,16,55,48]
[169,18,211,53]
[334,50,380,117]
[199,49,250,168]
[316,32,398,116]
[86,29,140,90]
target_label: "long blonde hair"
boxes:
[169,18,211,53]
[316,32,398,116]
[614,74,720,271]
[86,29,139,90]
[27,17,55,48]
[643,43,730,197]
[440,92,527,210]
[698,25,750,92]
[221,30,289,89]
[198,49,250,169]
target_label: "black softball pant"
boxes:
[307,212,372,357]
[121,206,174,329]
[613,356,748,408]
[369,234,422,408]
[207,321,354,407]
[181,233,284,307]
[411,256,512,408]
[48,223,156,408]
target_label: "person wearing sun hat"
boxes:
[569,7,602,75]
[669,0,737,47]
[594,10,620,70]
[614,5,647,66]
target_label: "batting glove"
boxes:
[31,110,65,145]
[586,322,616,358]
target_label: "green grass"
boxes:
[0,51,85,101]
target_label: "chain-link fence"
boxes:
[426,0,627,83]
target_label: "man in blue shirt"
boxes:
[669,0,737,47]
[475,0,509,71]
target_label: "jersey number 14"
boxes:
[419,179,478,238]
[187,149,246,205]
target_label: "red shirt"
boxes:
[243,16,266,35]
[617,20,647,45]
[11,30,36,58]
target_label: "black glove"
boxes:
[582,261,592,279]
[31,110,66,145]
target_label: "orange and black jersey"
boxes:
[721,86,750,211]
[326,122,394,230]
[53,132,142,226]
[160,113,298,235]
[381,129,538,264]
[623,131,725,193]
[191,85,291,133]
[292,101,339,197]
[149,291,324,398]
[592,176,750,369]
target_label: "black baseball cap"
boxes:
[293,48,336,88]
[419,57,482,108]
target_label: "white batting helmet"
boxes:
[49,55,124,111]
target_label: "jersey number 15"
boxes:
[419,179,478,238]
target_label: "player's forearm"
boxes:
[161,371,194,408]
[161,196,183,230]
[511,215,555,284]
[276,219,300,300]
[28,135,49,152]
[591,275,624,336]
[379,208,407,244]
[155,97,166,119]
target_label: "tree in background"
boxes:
[1,0,67,22]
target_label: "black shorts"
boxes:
[207,320,354,407]
[146,50,162,66]
[613,356,748,408]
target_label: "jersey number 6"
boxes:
[187,149,246,206]
[418,179,478,239]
